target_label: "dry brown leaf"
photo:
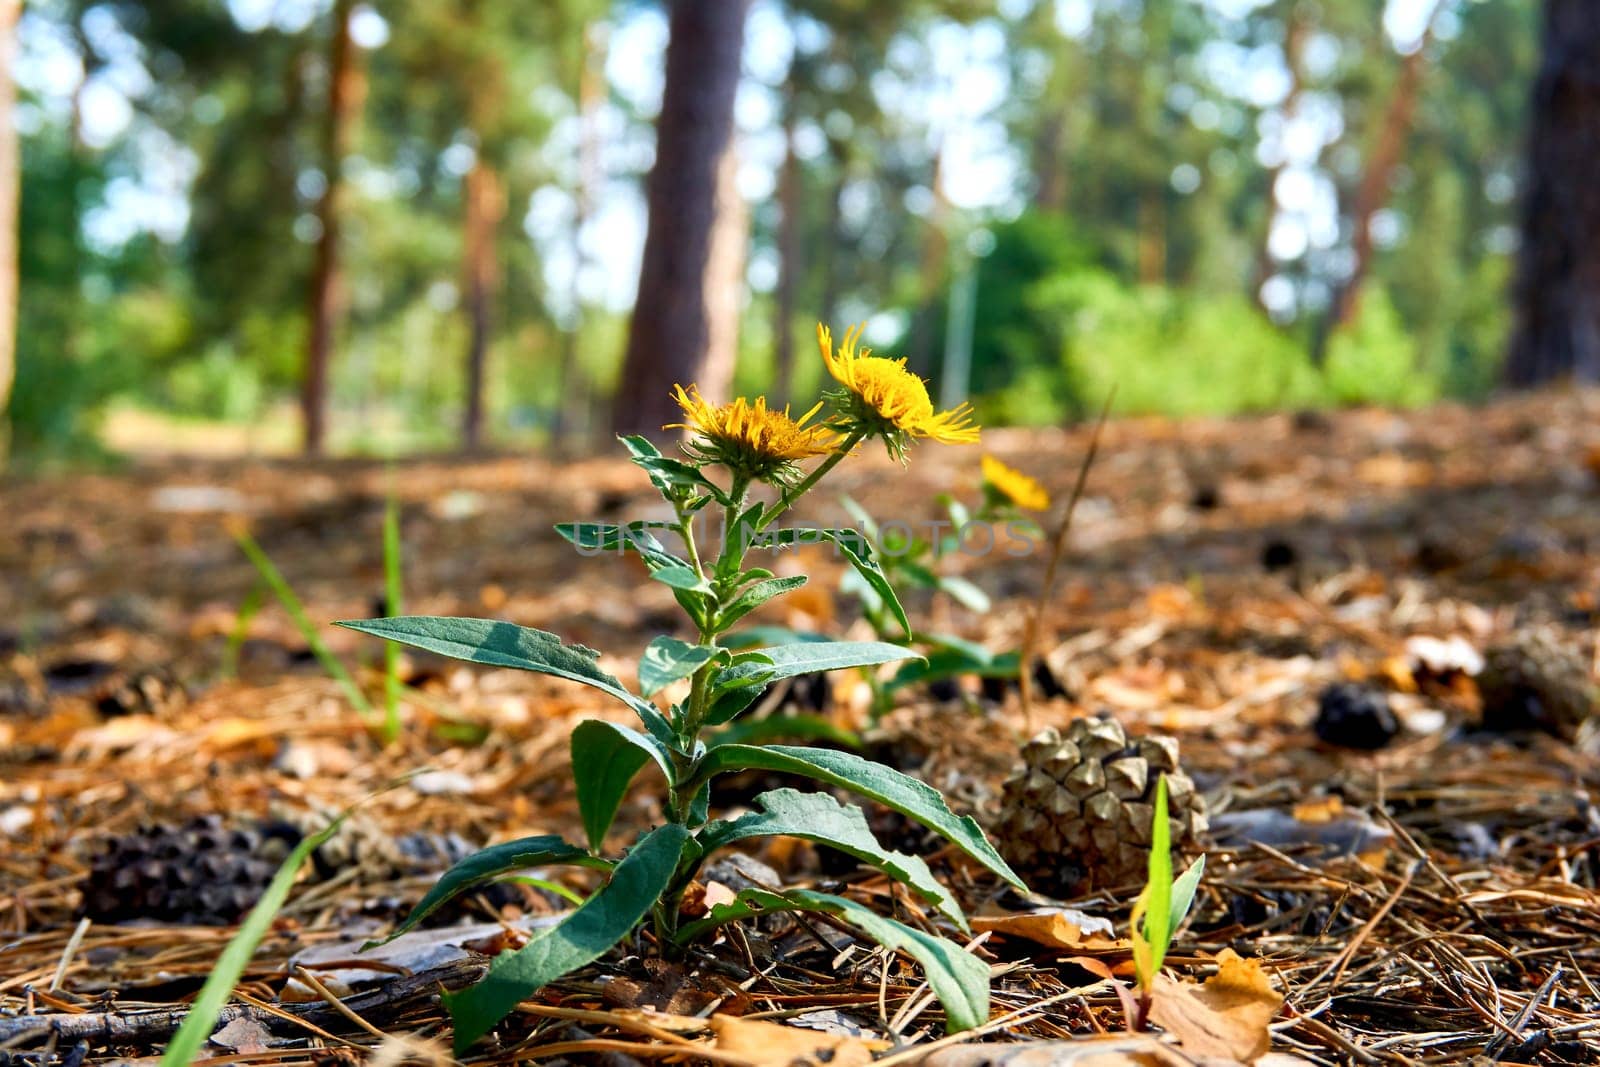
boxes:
[972,907,1125,951]
[709,1014,877,1065]
[207,1017,273,1054]
[1148,949,1283,1064]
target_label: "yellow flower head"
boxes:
[981,454,1050,512]
[667,384,838,484]
[817,322,979,458]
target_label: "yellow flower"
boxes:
[667,384,838,483]
[817,322,979,455]
[982,454,1050,511]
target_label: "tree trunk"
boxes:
[613,0,751,437]
[1317,24,1433,360]
[0,0,20,455]
[1252,2,1310,310]
[773,91,800,404]
[301,0,362,455]
[460,160,504,451]
[1031,103,1069,214]
[906,135,949,379]
[1505,0,1600,387]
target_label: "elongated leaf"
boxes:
[691,745,1024,890]
[676,887,989,1034]
[1169,854,1206,939]
[572,720,676,849]
[699,789,966,930]
[638,637,718,698]
[374,834,604,945]
[748,527,910,638]
[555,520,678,559]
[445,823,690,1052]
[649,566,712,593]
[720,626,831,650]
[717,575,808,629]
[709,713,860,749]
[619,435,728,503]
[704,641,921,726]
[937,575,991,613]
[886,639,1020,693]
[162,817,345,1066]
[335,616,677,749]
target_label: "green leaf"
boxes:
[937,575,992,614]
[676,888,990,1033]
[704,641,921,726]
[335,616,677,750]
[374,834,605,945]
[638,637,719,698]
[699,789,966,930]
[162,816,347,1066]
[828,531,912,638]
[649,565,712,593]
[619,435,728,503]
[708,713,860,749]
[690,745,1025,891]
[1169,854,1206,940]
[717,575,808,629]
[720,625,831,650]
[446,823,690,1053]
[885,638,1019,693]
[571,720,676,849]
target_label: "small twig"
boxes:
[48,919,90,993]
[290,966,388,1042]
[1019,390,1114,730]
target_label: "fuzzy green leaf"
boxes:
[374,834,605,945]
[638,637,719,698]
[699,789,966,930]
[717,575,808,629]
[335,616,677,749]
[690,745,1025,890]
[571,720,676,849]
[704,641,920,726]
[445,823,690,1053]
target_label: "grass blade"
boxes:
[231,526,373,717]
[381,485,404,742]
[160,817,345,1066]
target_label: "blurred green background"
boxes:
[2,0,1562,462]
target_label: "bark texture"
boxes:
[0,0,19,451]
[613,0,751,436]
[460,161,504,450]
[1505,0,1600,386]
[302,0,362,455]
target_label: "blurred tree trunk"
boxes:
[819,143,849,330]
[0,0,20,454]
[906,136,949,379]
[701,138,747,408]
[613,0,750,437]
[1252,2,1309,310]
[460,161,504,451]
[772,89,800,404]
[554,23,607,444]
[1316,25,1433,362]
[1031,104,1068,214]
[302,0,361,455]
[1505,0,1600,386]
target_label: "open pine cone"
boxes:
[994,717,1207,897]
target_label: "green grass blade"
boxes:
[1145,775,1173,975]
[220,581,265,680]
[160,817,345,1066]
[231,527,372,717]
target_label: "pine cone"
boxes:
[994,717,1207,897]
[1478,630,1596,740]
[81,815,299,925]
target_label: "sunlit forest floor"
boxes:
[3,389,1599,1064]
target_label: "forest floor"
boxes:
[2,389,1599,1066]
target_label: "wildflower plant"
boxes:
[833,453,1050,717]
[340,324,1026,1053]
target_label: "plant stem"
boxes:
[757,430,866,532]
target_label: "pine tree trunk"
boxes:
[613,0,751,436]
[460,161,504,451]
[1505,0,1600,386]
[302,0,361,455]
[0,0,20,456]
[1317,26,1432,361]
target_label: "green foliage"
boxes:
[345,402,1018,1048]
[1130,776,1206,994]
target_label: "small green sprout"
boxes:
[1131,775,1206,996]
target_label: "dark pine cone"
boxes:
[81,815,299,925]
[1478,630,1596,741]
[1313,683,1400,751]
